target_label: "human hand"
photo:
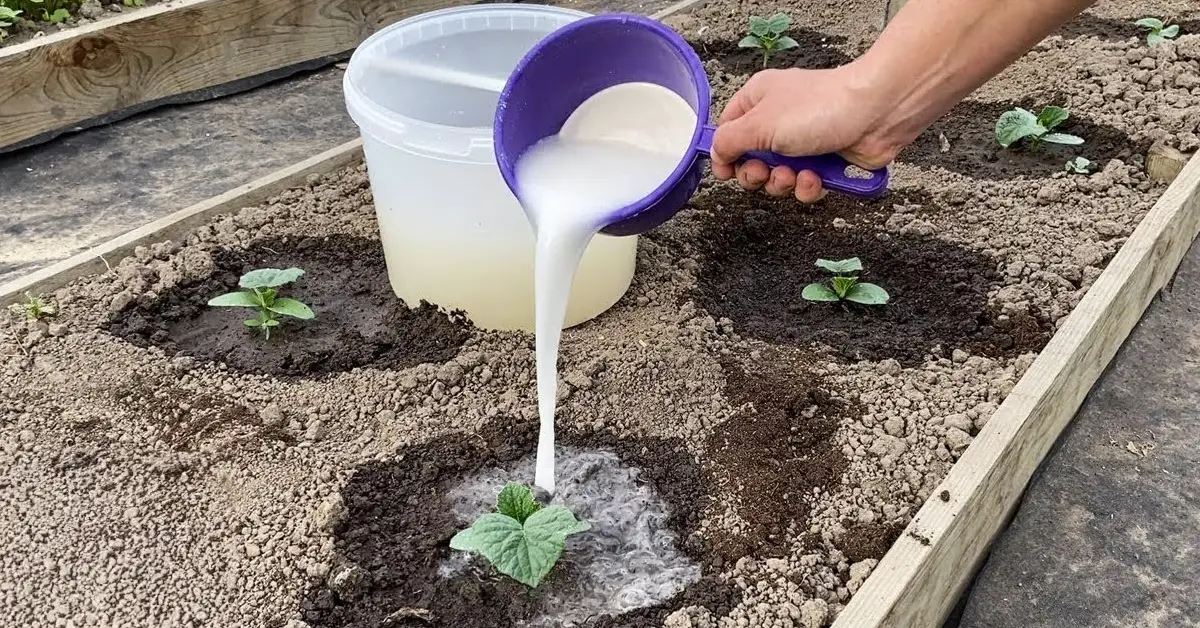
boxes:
[710,65,901,203]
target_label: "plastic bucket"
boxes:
[343,4,638,332]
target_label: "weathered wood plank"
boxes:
[833,151,1200,627]
[0,0,454,151]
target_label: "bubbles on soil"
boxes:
[443,447,701,627]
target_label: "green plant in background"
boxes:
[123,0,144,7]
[207,267,314,339]
[802,257,890,305]
[0,6,19,40]
[1065,156,1093,174]
[7,292,56,320]
[738,13,799,68]
[1135,17,1180,46]
[996,105,1085,148]
[0,0,77,26]
[450,483,590,588]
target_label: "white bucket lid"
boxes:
[343,4,590,162]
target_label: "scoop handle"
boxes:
[696,125,889,198]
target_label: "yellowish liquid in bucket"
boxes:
[514,82,698,494]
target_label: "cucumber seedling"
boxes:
[1135,17,1180,46]
[207,267,314,339]
[451,483,590,588]
[995,105,1084,149]
[802,257,890,306]
[738,13,799,68]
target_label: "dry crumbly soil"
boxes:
[2,0,1199,627]
[0,0,158,49]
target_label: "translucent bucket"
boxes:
[343,4,639,332]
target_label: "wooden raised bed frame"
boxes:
[3,0,1200,625]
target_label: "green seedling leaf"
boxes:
[1036,106,1069,130]
[0,7,20,20]
[845,282,890,305]
[451,507,590,588]
[748,15,769,36]
[1135,17,1164,30]
[1161,24,1180,38]
[774,35,799,50]
[995,108,1044,148]
[766,13,790,34]
[1042,133,1085,146]
[267,297,315,320]
[239,267,305,289]
[45,8,69,23]
[496,484,541,523]
[815,257,864,274]
[1147,31,1165,46]
[245,318,263,327]
[738,35,763,49]
[208,291,262,308]
[830,276,858,299]
[802,283,839,302]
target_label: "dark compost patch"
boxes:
[692,186,1051,365]
[706,349,854,562]
[689,29,854,75]
[107,235,472,377]
[298,418,742,628]
[901,98,1141,180]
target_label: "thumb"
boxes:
[711,107,773,167]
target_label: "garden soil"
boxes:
[2,1,1199,627]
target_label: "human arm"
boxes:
[710,0,1098,202]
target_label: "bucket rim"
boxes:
[343,3,593,157]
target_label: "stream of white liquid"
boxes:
[513,82,697,494]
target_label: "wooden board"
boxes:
[0,0,455,152]
[833,151,1200,627]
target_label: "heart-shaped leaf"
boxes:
[748,16,769,36]
[451,506,590,588]
[496,484,541,523]
[738,35,763,49]
[774,35,799,50]
[766,13,790,34]
[1036,105,1069,130]
[995,108,1044,147]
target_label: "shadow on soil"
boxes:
[1055,13,1199,42]
[690,185,1051,366]
[690,29,854,75]
[106,235,472,378]
[900,99,1142,181]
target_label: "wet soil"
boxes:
[299,418,740,628]
[692,186,1052,365]
[106,235,472,377]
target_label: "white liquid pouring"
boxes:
[513,82,697,494]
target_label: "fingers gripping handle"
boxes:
[696,125,890,198]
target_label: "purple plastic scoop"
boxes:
[493,12,889,237]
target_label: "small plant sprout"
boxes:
[801,258,890,306]
[207,267,314,339]
[1065,156,1093,174]
[995,105,1084,149]
[1135,18,1180,46]
[450,483,590,588]
[738,13,799,68]
[8,292,56,320]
